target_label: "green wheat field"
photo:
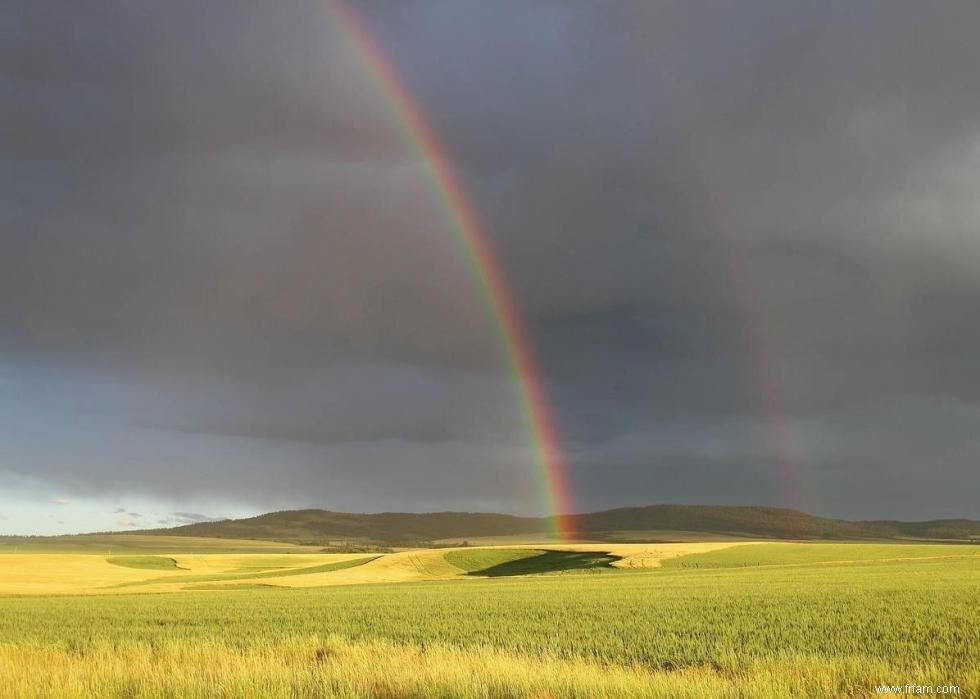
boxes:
[0,540,977,697]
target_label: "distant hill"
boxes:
[136,505,980,546]
[141,509,544,546]
[572,505,980,541]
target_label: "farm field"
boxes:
[0,540,743,595]
[0,541,977,697]
[0,534,326,555]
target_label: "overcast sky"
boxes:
[3,1,979,534]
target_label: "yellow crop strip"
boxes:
[0,543,756,595]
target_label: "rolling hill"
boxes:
[131,505,980,547]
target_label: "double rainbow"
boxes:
[329,1,577,539]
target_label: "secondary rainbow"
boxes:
[328,1,576,539]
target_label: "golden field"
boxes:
[1,541,977,697]
[0,541,746,595]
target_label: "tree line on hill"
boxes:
[131,505,980,547]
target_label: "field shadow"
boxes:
[472,550,619,577]
[106,556,187,571]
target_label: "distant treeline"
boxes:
[130,505,980,547]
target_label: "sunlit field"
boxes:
[0,541,741,595]
[1,541,977,697]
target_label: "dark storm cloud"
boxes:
[2,1,979,521]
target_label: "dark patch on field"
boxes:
[468,550,619,577]
[106,556,186,571]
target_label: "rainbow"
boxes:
[328,1,577,539]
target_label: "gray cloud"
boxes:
[2,1,979,521]
[170,512,215,524]
[116,511,144,528]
